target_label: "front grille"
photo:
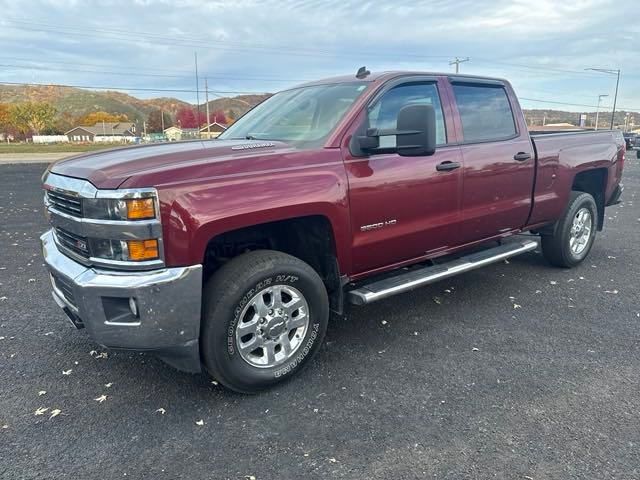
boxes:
[46,190,83,217]
[52,273,77,309]
[54,227,90,258]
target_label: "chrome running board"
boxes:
[347,240,538,305]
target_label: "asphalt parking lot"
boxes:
[1,159,639,480]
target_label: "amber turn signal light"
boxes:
[127,239,159,261]
[126,198,155,220]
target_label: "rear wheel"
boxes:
[541,191,598,268]
[201,250,329,393]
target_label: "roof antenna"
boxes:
[356,66,370,79]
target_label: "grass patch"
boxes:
[0,143,125,154]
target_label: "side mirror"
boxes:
[351,103,437,157]
[396,104,436,157]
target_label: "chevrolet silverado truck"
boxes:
[41,70,625,393]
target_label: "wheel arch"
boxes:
[198,213,347,315]
[571,167,608,230]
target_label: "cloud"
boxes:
[0,0,637,111]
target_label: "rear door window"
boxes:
[452,84,516,142]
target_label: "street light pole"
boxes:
[586,68,621,130]
[611,69,620,129]
[595,94,608,131]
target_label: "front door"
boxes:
[343,80,464,275]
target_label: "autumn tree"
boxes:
[176,107,206,129]
[10,102,57,135]
[0,104,11,137]
[78,111,129,125]
[53,111,76,134]
[211,109,227,124]
[146,110,173,133]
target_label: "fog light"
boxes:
[127,239,159,261]
[129,297,139,318]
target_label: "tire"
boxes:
[201,250,329,393]
[541,191,598,268]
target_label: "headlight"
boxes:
[90,238,159,262]
[84,198,156,221]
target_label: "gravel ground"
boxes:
[0,159,638,480]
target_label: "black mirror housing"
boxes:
[396,104,436,157]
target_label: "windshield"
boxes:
[219,82,368,147]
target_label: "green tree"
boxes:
[146,110,172,133]
[10,102,57,135]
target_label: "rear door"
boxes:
[343,77,464,274]
[448,80,535,243]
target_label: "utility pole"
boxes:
[586,68,620,130]
[205,77,211,138]
[449,57,469,74]
[161,109,165,133]
[194,52,201,138]
[595,94,608,131]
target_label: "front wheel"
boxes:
[541,191,598,268]
[201,250,329,393]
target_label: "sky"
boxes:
[0,0,638,114]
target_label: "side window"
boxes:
[368,83,447,148]
[452,84,516,142]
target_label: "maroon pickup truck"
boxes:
[41,70,625,392]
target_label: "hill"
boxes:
[0,85,192,124]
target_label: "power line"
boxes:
[0,81,267,96]
[3,19,457,61]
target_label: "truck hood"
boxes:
[50,139,295,189]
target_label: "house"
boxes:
[163,126,200,141]
[66,122,137,143]
[199,122,227,139]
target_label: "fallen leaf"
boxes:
[38,391,46,396]
[34,407,49,416]
[104,383,113,388]
[95,395,107,403]
[513,304,521,309]
[49,409,61,419]
[472,347,479,352]
[433,296,442,305]
[155,408,166,415]
[381,320,388,325]
[550,281,557,285]
[1,425,8,429]
[329,458,338,463]
[28,278,36,283]
[195,419,204,426]
[210,380,219,386]
[245,476,256,480]
[62,369,72,375]
[0,297,7,302]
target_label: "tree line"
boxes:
[0,102,229,140]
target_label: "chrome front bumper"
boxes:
[41,229,203,373]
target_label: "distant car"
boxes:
[623,132,637,149]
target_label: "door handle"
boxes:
[436,161,461,172]
[513,152,532,161]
